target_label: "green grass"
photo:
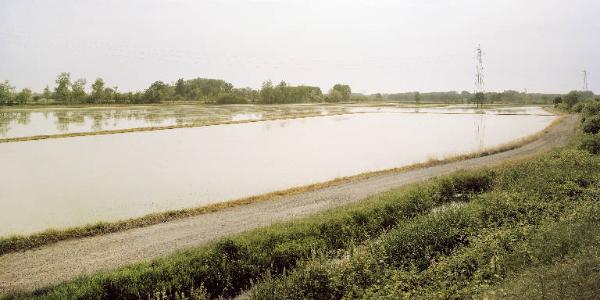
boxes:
[483,249,600,299]
[248,147,600,299]
[3,109,594,299]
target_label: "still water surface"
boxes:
[0,104,551,139]
[0,109,555,236]
[0,104,347,139]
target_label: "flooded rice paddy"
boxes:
[0,104,347,139]
[0,105,555,236]
[0,104,551,139]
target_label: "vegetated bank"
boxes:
[4,102,598,299]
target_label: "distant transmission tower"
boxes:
[583,70,589,91]
[475,45,484,93]
[473,44,486,147]
[474,44,485,107]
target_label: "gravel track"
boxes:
[0,115,577,294]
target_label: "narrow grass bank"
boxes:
[0,116,564,255]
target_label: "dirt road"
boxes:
[0,115,577,294]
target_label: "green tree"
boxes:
[273,81,288,103]
[42,85,52,100]
[415,92,420,105]
[460,91,471,103]
[328,84,351,102]
[71,79,87,103]
[215,93,248,104]
[564,91,580,108]
[104,87,115,102]
[0,80,16,105]
[260,80,274,104]
[473,92,485,107]
[112,86,123,103]
[143,81,173,103]
[54,72,71,102]
[490,93,502,104]
[175,78,186,97]
[166,78,233,101]
[231,87,260,103]
[553,97,563,106]
[15,88,33,104]
[91,78,105,103]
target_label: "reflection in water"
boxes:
[0,111,556,236]
[475,114,486,150]
[0,105,550,139]
[231,113,263,121]
[0,105,353,139]
[55,111,70,132]
[0,111,31,136]
[92,114,103,131]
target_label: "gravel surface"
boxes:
[0,115,577,294]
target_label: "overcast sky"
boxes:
[1,0,598,94]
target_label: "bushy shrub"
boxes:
[579,134,600,155]
[553,97,563,106]
[215,94,248,104]
[563,91,580,108]
[556,102,570,112]
[383,208,476,271]
[582,115,600,134]
[250,207,478,299]
[581,101,600,122]
[436,170,496,202]
[571,102,584,113]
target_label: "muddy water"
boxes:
[0,109,555,236]
[0,104,352,139]
[0,104,551,139]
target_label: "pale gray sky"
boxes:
[1,0,598,94]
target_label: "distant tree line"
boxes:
[367,90,569,105]
[0,73,353,105]
[553,90,597,112]
[2,73,595,106]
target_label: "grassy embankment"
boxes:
[5,108,598,299]
[248,150,599,299]
[0,115,565,255]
